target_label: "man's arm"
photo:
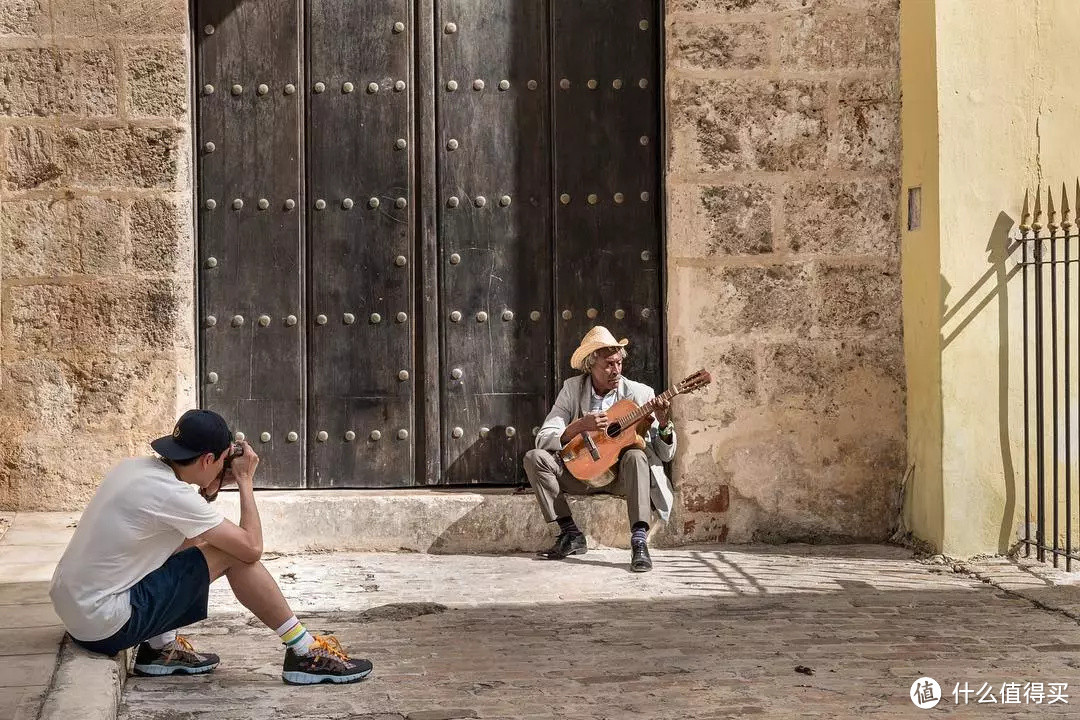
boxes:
[196,442,263,563]
[535,382,576,452]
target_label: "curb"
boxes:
[38,635,129,720]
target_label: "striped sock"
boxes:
[631,522,649,546]
[275,617,314,655]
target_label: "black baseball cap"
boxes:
[151,409,232,461]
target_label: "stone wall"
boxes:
[0,0,194,509]
[0,0,905,543]
[664,0,905,543]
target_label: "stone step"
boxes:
[215,490,641,554]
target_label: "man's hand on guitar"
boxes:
[653,397,671,426]
[580,411,610,433]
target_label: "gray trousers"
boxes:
[523,447,651,527]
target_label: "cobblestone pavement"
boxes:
[119,545,1080,719]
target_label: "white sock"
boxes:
[275,616,315,655]
[147,630,176,650]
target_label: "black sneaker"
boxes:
[133,636,219,676]
[281,635,373,685]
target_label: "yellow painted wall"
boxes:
[900,0,943,551]
[903,0,1080,556]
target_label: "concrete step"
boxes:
[216,489,641,554]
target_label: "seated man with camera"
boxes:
[49,409,371,685]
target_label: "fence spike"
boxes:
[1049,184,1059,230]
[1063,182,1073,230]
[1034,184,1044,231]
[1021,189,1032,231]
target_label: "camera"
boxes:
[222,442,244,470]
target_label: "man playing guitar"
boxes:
[523,326,676,572]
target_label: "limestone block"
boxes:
[5,280,181,352]
[784,178,898,255]
[668,337,759,426]
[1,197,123,277]
[670,78,828,173]
[668,183,774,257]
[779,9,898,71]
[668,0,806,12]
[668,0,895,13]
[129,197,184,273]
[126,43,187,119]
[50,0,187,35]
[669,264,813,338]
[5,126,181,190]
[674,407,903,543]
[668,22,769,71]
[0,0,46,36]
[837,78,900,171]
[815,262,901,334]
[2,353,177,434]
[760,338,904,417]
[0,48,117,117]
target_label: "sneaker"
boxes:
[281,635,373,685]
[133,636,219,676]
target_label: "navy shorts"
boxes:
[73,547,211,656]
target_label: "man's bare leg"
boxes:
[199,545,292,630]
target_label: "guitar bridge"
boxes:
[582,432,601,461]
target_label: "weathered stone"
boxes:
[667,22,769,71]
[670,79,828,173]
[128,197,184,273]
[837,77,900,171]
[760,339,904,417]
[669,338,758,426]
[0,49,116,117]
[5,126,181,190]
[677,408,903,543]
[0,0,46,36]
[3,353,178,435]
[50,0,187,35]
[670,264,813,338]
[668,0,807,12]
[668,183,774,256]
[126,43,187,119]
[5,280,181,352]
[0,198,124,277]
[784,178,898,255]
[668,0,896,13]
[779,10,898,71]
[815,262,901,334]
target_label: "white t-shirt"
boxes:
[49,457,225,642]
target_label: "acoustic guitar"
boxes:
[558,369,712,485]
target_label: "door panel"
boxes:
[436,0,553,483]
[194,1,664,488]
[551,0,663,392]
[306,0,416,487]
[195,0,305,487]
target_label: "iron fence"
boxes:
[1019,182,1080,568]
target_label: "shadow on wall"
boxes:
[938,211,1019,551]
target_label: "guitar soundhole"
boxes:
[607,422,622,438]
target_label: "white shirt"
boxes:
[49,457,224,641]
[589,385,617,413]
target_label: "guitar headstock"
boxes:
[678,369,712,394]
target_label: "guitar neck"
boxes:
[624,384,682,426]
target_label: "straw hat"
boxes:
[570,326,629,371]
